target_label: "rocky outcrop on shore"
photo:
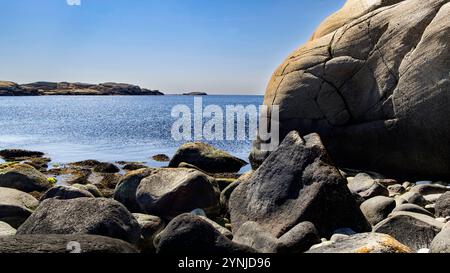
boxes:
[0,81,164,96]
[0,137,449,253]
[251,0,450,180]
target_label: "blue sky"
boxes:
[0,0,345,94]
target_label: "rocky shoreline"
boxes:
[0,81,164,96]
[0,135,449,254]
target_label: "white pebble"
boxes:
[417,248,430,254]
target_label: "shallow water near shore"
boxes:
[0,95,263,171]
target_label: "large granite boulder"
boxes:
[17,198,141,244]
[230,131,370,238]
[251,0,450,180]
[0,164,52,192]
[0,187,39,228]
[0,235,138,253]
[169,142,247,173]
[136,168,220,218]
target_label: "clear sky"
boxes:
[0,0,345,95]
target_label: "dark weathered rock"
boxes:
[230,131,370,238]
[0,187,39,228]
[155,214,254,254]
[93,162,120,173]
[169,142,247,173]
[122,163,147,171]
[17,198,141,244]
[0,235,138,253]
[0,164,52,192]
[347,173,389,199]
[0,149,44,161]
[360,196,396,226]
[152,154,170,162]
[251,0,450,180]
[373,211,444,251]
[40,185,95,201]
[136,168,220,218]
[435,192,450,218]
[278,222,321,253]
[114,168,155,212]
[220,172,253,214]
[307,233,412,253]
[392,203,434,217]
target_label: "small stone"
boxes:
[388,184,406,197]
[348,173,389,199]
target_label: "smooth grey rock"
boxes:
[360,196,396,226]
[373,211,444,251]
[393,203,434,217]
[0,221,16,236]
[155,214,254,254]
[397,192,428,207]
[233,221,320,254]
[40,185,94,201]
[113,168,155,213]
[430,228,450,253]
[230,132,370,238]
[136,168,220,218]
[17,198,141,244]
[307,233,412,253]
[348,173,389,199]
[0,235,138,253]
[72,183,103,197]
[232,222,280,253]
[0,187,39,228]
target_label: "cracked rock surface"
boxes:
[252,0,450,179]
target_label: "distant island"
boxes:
[182,92,208,96]
[0,81,164,96]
